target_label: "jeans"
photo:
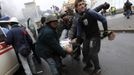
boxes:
[125,9,131,18]
[46,58,62,75]
[82,37,101,69]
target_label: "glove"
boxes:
[70,38,77,44]
[102,31,108,38]
[76,36,83,44]
[108,31,116,40]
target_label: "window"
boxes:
[0,28,6,42]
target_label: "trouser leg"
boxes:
[82,40,92,67]
[89,37,101,69]
[46,58,61,75]
[126,10,131,18]
[82,37,101,69]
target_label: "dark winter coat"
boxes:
[69,9,108,39]
[94,2,110,12]
[78,9,108,38]
[124,1,132,11]
[35,25,67,59]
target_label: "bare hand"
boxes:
[70,38,77,44]
[65,47,73,54]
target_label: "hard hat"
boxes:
[9,17,19,23]
[45,15,58,24]
[60,11,67,18]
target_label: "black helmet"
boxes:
[60,12,67,18]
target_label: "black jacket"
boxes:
[94,2,110,12]
[77,9,108,38]
[35,25,66,59]
[124,1,132,11]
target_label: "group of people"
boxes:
[35,0,110,75]
[2,0,116,75]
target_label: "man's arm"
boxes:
[88,9,108,31]
[93,4,104,12]
[5,31,14,45]
[44,31,67,57]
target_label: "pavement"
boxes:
[99,33,134,75]
[99,13,134,32]
[61,33,134,75]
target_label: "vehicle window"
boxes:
[0,28,6,42]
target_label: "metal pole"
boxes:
[0,1,1,18]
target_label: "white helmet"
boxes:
[9,17,19,23]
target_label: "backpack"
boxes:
[18,27,32,57]
[18,44,31,57]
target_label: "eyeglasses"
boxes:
[51,20,58,23]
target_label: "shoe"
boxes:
[62,64,66,68]
[83,65,94,72]
[92,68,101,75]
[127,16,130,19]
[74,56,80,61]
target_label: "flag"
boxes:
[53,5,59,11]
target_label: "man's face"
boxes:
[62,15,69,21]
[49,20,58,29]
[76,1,86,13]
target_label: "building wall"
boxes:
[22,2,41,20]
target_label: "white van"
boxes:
[0,21,19,75]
